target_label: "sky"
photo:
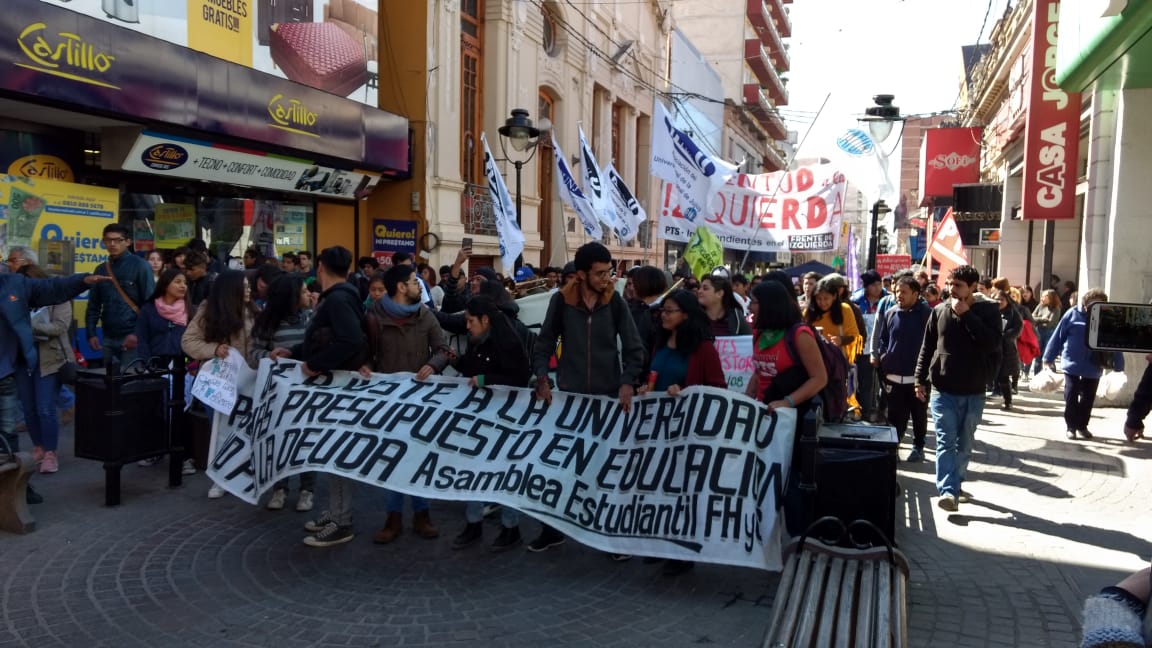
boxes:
[782,0,1012,159]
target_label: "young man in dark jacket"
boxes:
[873,276,932,462]
[529,242,644,557]
[283,246,368,548]
[86,224,154,367]
[915,265,1003,512]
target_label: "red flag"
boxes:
[927,208,967,290]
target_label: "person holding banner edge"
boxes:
[530,242,644,558]
[449,295,532,552]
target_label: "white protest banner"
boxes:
[577,126,621,235]
[480,132,525,270]
[190,348,253,414]
[604,162,645,243]
[208,361,795,571]
[716,336,755,393]
[658,164,847,253]
[650,100,738,225]
[831,128,896,207]
[552,135,603,239]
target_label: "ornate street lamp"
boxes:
[498,108,541,269]
[859,95,904,271]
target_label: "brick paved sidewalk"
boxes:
[2,389,1148,647]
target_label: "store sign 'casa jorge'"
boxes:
[1022,0,1080,220]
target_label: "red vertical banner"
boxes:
[928,209,968,289]
[1022,0,1081,220]
[920,127,982,198]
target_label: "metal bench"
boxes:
[763,518,909,648]
[0,452,36,534]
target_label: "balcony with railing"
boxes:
[743,83,788,140]
[762,145,786,173]
[745,39,788,105]
[746,0,789,72]
[768,0,791,37]
[461,183,498,236]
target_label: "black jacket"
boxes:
[454,324,531,387]
[293,282,367,372]
[998,303,1023,377]
[915,295,1003,394]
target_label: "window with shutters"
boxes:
[461,0,483,187]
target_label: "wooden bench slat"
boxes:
[876,563,895,648]
[814,556,846,647]
[834,560,857,648]
[765,551,803,644]
[796,552,831,646]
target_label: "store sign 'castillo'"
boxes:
[1022,0,1080,220]
[17,21,118,89]
[267,94,320,138]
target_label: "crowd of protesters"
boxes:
[4,225,1148,564]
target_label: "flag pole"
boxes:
[737,92,832,274]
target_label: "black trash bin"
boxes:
[74,361,188,505]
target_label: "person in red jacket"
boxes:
[637,288,725,575]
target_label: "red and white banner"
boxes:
[658,164,847,252]
[927,209,968,289]
[1022,0,1081,220]
[921,127,982,197]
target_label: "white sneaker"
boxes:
[137,456,161,467]
[207,484,226,499]
[266,488,287,511]
[181,459,197,475]
[296,490,314,512]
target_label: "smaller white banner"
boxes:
[716,336,755,393]
[190,348,252,414]
[122,132,381,200]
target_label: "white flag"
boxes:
[831,127,896,208]
[480,133,525,270]
[604,162,645,243]
[650,100,737,225]
[552,134,603,239]
[577,126,622,234]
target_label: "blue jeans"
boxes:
[384,490,429,514]
[16,366,61,452]
[0,375,17,452]
[1033,328,1055,374]
[930,391,985,497]
[465,501,520,528]
[58,386,75,410]
[101,337,138,369]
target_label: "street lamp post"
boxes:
[498,108,541,269]
[859,94,903,271]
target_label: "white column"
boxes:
[1083,87,1118,292]
[1105,88,1152,301]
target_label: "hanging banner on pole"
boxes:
[604,162,645,243]
[480,133,525,270]
[927,208,968,289]
[551,134,603,239]
[650,101,738,224]
[577,126,622,235]
[207,361,795,571]
[658,164,847,253]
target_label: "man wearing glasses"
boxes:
[85,224,154,368]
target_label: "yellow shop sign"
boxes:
[267,94,320,137]
[16,22,119,89]
[8,155,75,182]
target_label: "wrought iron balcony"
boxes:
[461,183,498,236]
